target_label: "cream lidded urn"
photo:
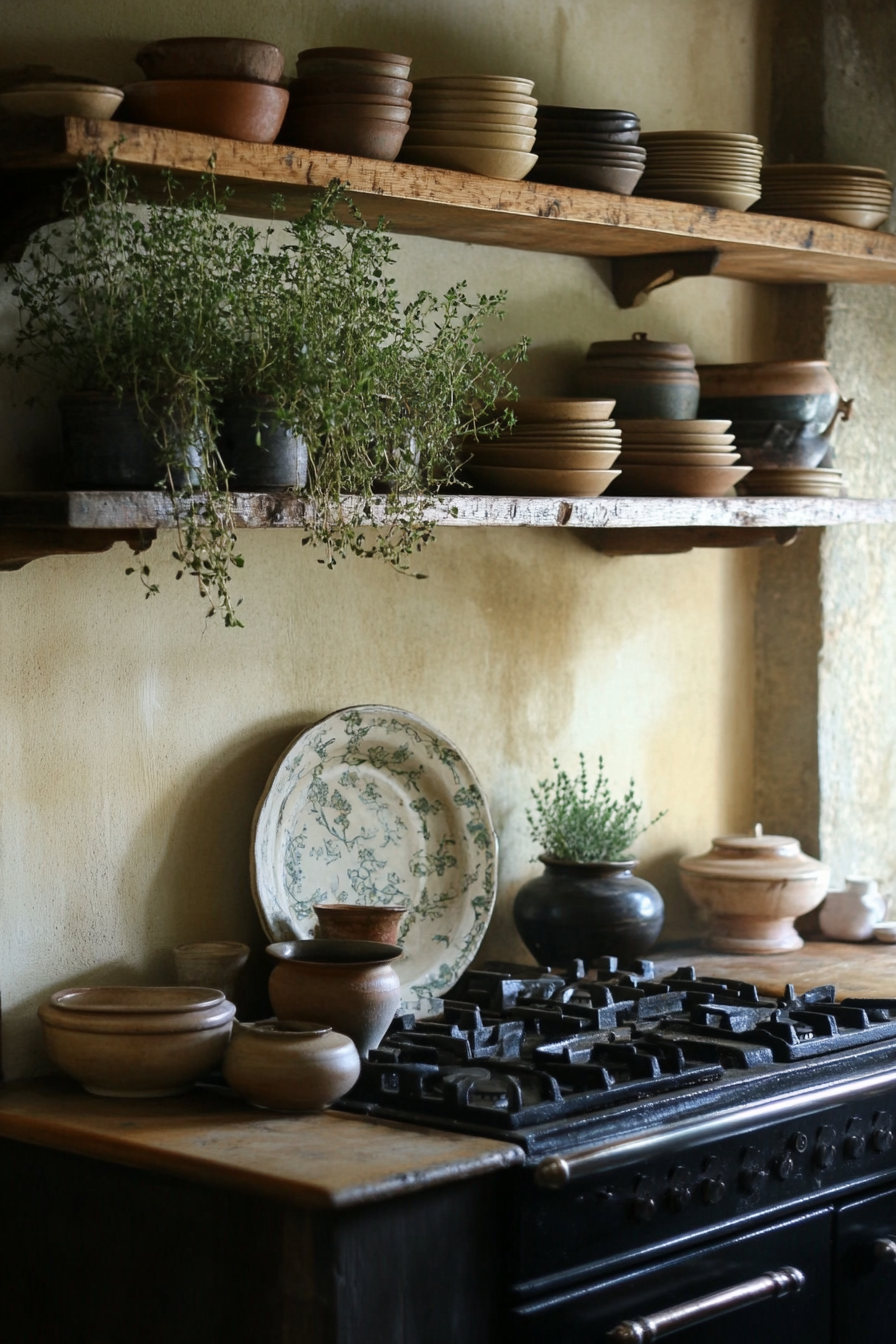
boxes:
[679,824,829,954]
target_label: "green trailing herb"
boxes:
[527,754,667,863]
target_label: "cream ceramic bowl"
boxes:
[0,83,124,119]
[38,985,235,1097]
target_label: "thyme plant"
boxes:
[527,754,667,863]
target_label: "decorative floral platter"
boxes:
[251,705,498,1014]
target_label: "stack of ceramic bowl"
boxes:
[529,107,645,193]
[280,46,412,160]
[637,131,762,210]
[401,74,537,180]
[575,333,700,419]
[757,164,893,229]
[736,466,845,498]
[0,71,123,119]
[464,398,620,496]
[124,37,288,143]
[610,420,751,496]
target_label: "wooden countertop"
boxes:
[654,937,896,998]
[0,1077,521,1210]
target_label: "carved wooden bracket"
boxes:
[0,527,155,571]
[611,249,721,308]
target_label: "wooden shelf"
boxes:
[3,117,896,305]
[2,491,894,567]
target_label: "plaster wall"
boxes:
[0,1,770,1077]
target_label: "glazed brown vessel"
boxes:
[223,1019,360,1111]
[135,37,285,85]
[38,986,235,1097]
[122,79,289,143]
[314,903,407,944]
[267,939,402,1056]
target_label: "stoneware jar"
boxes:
[223,1019,360,1111]
[38,986,236,1097]
[575,332,700,420]
[679,826,830,954]
[266,939,402,1056]
[512,856,665,967]
[819,876,887,942]
[313,903,407,945]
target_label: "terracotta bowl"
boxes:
[314,903,408,943]
[0,83,124,118]
[297,48,412,80]
[135,37,285,84]
[122,79,288,143]
[290,100,411,124]
[279,112,409,160]
[495,397,616,422]
[290,89,412,109]
[291,72,413,100]
[465,464,620,496]
[38,986,235,1097]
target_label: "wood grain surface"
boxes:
[2,117,896,287]
[655,938,896,998]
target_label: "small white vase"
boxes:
[819,876,887,942]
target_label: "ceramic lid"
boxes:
[585,331,696,366]
[679,825,828,881]
[697,360,839,399]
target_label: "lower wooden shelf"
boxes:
[1,491,894,566]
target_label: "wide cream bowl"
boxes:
[38,986,236,1097]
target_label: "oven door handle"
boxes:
[606,1264,805,1342]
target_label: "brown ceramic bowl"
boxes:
[279,112,408,160]
[290,89,412,109]
[297,47,412,79]
[135,37,284,84]
[530,163,644,194]
[289,100,410,124]
[405,128,534,151]
[122,79,288,142]
[291,72,413,100]
[38,986,236,1097]
[314,903,407,943]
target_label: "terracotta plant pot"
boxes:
[512,856,665,967]
[122,79,289,144]
[38,986,235,1097]
[135,38,285,85]
[267,939,402,1056]
[679,829,830,953]
[314,904,408,944]
[223,1019,360,1110]
[173,940,250,1003]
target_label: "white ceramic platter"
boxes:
[251,705,497,1014]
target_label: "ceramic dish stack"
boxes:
[736,466,845,498]
[610,419,751,496]
[463,398,620,496]
[529,107,645,193]
[757,164,893,229]
[0,70,124,119]
[401,74,537,180]
[637,131,763,210]
[125,37,288,142]
[280,46,413,161]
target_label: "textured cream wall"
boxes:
[0,0,770,1077]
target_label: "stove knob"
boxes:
[702,1176,726,1204]
[774,1153,796,1180]
[630,1178,658,1223]
[814,1126,837,1169]
[665,1166,692,1212]
[738,1147,768,1193]
[872,1114,895,1153]
[844,1119,866,1161]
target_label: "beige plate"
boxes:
[643,186,761,210]
[466,465,620,496]
[618,419,731,433]
[411,94,538,113]
[738,479,843,497]
[405,129,535,151]
[414,76,535,95]
[748,467,843,482]
[497,398,616,422]
[762,162,890,177]
[411,111,537,130]
[489,438,622,451]
[611,464,751,496]
[620,434,736,448]
[467,447,621,469]
[645,152,763,165]
[640,131,760,143]
[618,450,741,467]
[764,205,888,228]
[0,84,124,118]
[492,428,621,440]
[400,145,538,179]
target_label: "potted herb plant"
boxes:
[513,754,667,966]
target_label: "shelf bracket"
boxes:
[611,249,721,309]
[0,527,155,571]
[580,526,799,557]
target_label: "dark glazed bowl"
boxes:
[122,79,289,143]
[279,111,408,160]
[135,37,285,85]
[529,162,644,194]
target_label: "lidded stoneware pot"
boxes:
[223,1019,360,1111]
[679,825,829,954]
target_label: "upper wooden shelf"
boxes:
[3,117,896,305]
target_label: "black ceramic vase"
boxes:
[512,855,664,967]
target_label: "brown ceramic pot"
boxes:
[122,79,289,143]
[38,986,235,1097]
[135,37,285,85]
[267,939,402,1056]
[223,1019,360,1111]
[314,903,407,944]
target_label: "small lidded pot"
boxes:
[679,825,829,954]
[223,1019,360,1111]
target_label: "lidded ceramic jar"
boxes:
[223,1019,360,1111]
[679,826,829,954]
[575,332,700,419]
[266,939,402,1057]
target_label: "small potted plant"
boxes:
[513,754,667,967]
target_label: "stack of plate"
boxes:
[401,74,538,180]
[611,420,751,496]
[281,46,412,161]
[737,466,845,498]
[758,164,893,229]
[529,107,645,194]
[637,131,763,210]
[464,398,620,496]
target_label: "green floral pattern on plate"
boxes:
[252,705,498,1013]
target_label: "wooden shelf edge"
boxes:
[1,118,895,292]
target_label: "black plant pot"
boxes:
[512,855,664,967]
[60,393,200,489]
[218,399,308,490]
